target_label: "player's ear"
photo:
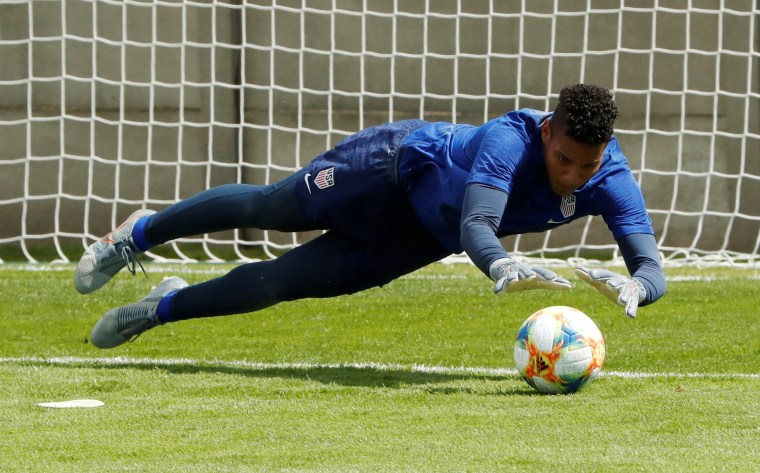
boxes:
[541,119,552,144]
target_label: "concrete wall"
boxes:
[0,0,757,256]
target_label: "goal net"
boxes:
[0,0,758,267]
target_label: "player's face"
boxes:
[541,119,606,196]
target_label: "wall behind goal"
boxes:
[0,0,758,264]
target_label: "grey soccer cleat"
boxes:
[74,209,156,294]
[90,276,188,349]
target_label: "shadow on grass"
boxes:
[14,358,540,396]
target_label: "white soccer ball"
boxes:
[513,306,606,394]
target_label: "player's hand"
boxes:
[489,257,571,294]
[575,267,646,318]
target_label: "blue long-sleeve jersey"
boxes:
[397,109,666,305]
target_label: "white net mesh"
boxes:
[0,0,758,266]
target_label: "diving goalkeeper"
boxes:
[74,83,667,348]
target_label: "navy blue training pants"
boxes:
[142,120,450,320]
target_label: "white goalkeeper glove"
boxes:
[489,257,572,294]
[575,267,646,318]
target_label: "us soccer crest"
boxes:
[314,167,335,190]
[304,167,335,194]
[560,195,576,218]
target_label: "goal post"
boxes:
[0,0,758,266]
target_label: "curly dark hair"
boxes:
[552,84,618,145]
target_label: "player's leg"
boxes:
[74,171,314,295]
[146,118,428,243]
[139,172,319,247]
[89,226,450,348]
[168,228,450,319]
[76,118,426,294]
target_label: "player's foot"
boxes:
[90,276,188,349]
[74,209,156,294]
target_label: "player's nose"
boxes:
[562,169,584,191]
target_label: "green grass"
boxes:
[1,263,759,471]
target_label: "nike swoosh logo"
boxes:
[548,219,571,224]
[304,173,312,194]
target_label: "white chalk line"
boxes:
[0,356,757,380]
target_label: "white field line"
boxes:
[0,356,758,380]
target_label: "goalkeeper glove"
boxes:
[489,257,572,294]
[575,267,646,318]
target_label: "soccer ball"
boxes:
[513,306,605,394]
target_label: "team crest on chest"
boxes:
[560,195,576,218]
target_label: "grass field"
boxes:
[1,262,759,472]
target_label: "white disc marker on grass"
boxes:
[37,399,104,409]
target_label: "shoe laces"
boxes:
[126,318,157,343]
[119,243,148,280]
[116,304,160,343]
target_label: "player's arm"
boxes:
[576,233,666,318]
[619,232,667,305]
[460,183,571,294]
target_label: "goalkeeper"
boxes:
[75,83,666,349]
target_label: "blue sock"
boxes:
[130,216,154,252]
[156,292,177,324]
